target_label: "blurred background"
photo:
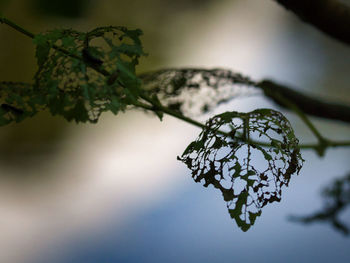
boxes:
[0,0,350,262]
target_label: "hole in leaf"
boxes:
[179,108,304,231]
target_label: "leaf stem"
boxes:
[0,16,111,76]
[2,16,350,153]
[137,94,214,132]
[261,85,333,155]
[0,16,35,39]
[136,95,350,152]
[300,140,350,150]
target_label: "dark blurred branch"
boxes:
[290,173,350,236]
[257,80,350,124]
[273,0,350,45]
[289,201,349,235]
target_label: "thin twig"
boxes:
[0,16,35,38]
[2,16,350,152]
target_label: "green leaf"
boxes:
[65,99,89,122]
[62,36,75,47]
[248,211,262,226]
[231,162,242,178]
[150,94,164,121]
[179,109,303,231]
[34,36,50,68]
[32,26,146,124]
[33,34,47,46]
[140,69,258,118]
[212,137,223,149]
[108,96,121,114]
[0,82,42,126]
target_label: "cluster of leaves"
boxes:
[179,109,303,231]
[0,26,146,125]
[291,173,350,235]
[140,69,304,230]
[0,23,304,231]
[140,68,260,117]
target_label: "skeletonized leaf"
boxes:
[179,109,303,231]
[140,68,260,117]
[0,82,45,126]
[33,27,146,123]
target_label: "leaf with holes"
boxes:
[0,82,45,126]
[140,68,259,117]
[33,26,146,123]
[179,109,303,231]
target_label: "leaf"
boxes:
[249,211,262,226]
[179,109,304,231]
[149,94,164,121]
[110,96,121,114]
[0,82,45,126]
[33,35,50,67]
[140,68,260,117]
[32,26,146,123]
[65,99,90,123]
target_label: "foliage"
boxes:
[179,109,303,231]
[140,68,259,117]
[0,19,307,231]
[0,26,146,125]
[0,81,42,125]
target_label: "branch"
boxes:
[0,16,35,38]
[290,173,350,236]
[0,16,110,77]
[2,17,350,152]
[273,0,350,45]
[257,80,350,124]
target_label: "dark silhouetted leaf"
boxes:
[140,68,260,117]
[0,26,146,126]
[179,109,303,231]
[0,82,45,126]
[33,26,145,123]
